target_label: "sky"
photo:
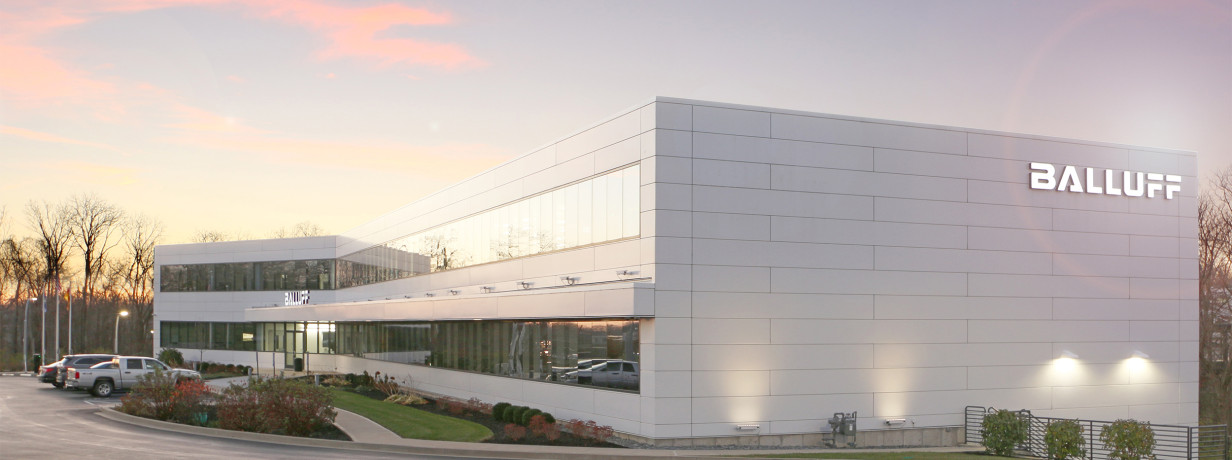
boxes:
[1,0,1229,245]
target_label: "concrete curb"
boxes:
[95,407,732,459]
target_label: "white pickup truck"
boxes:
[65,356,201,397]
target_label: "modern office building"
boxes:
[153,97,1198,446]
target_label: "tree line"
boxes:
[0,195,159,368]
[0,194,325,370]
[1198,169,1232,427]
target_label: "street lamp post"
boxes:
[22,297,36,372]
[114,310,129,355]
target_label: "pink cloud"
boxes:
[225,75,244,83]
[0,124,125,154]
[255,1,481,69]
[0,0,479,107]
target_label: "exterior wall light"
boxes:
[1132,351,1150,359]
[735,424,760,431]
[518,281,533,289]
[560,276,578,285]
[424,293,435,298]
[616,270,638,277]
[481,286,495,293]
[1061,350,1079,359]
[449,290,460,296]
[884,418,908,426]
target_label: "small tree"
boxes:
[157,348,184,367]
[1045,419,1086,460]
[1100,419,1156,460]
[982,409,1029,457]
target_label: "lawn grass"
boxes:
[744,452,987,459]
[331,389,492,442]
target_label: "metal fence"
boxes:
[965,406,1228,459]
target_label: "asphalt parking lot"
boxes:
[0,375,492,459]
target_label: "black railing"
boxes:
[965,406,1228,459]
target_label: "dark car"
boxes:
[37,360,64,386]
[54,354,118,389]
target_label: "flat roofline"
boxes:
[342,96,1193,242]
[653,96,1195,156]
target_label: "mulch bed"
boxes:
[344,387,623,448]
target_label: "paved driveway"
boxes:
[0,376,490,459]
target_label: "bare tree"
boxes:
[26,201,72,283]
[68,194,123,300]
[118,215,162,305]
[66,194,123,351]
[1200,169,1232,427]
[190,229,229,243]
[270,221,325,238]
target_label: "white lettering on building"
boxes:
[1029,162,1180,199]
[284,290,310,306]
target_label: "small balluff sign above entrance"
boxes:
[1029,162,1181,199]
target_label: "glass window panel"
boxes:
[624,166,640,238]
[591,174,607,243]
[578,181,592,245]
[607,171,622,240]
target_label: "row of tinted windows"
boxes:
[160,165,639,292]
[159,319,640,392]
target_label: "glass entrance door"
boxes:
[283,330,304,370]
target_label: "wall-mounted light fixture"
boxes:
[1061,350,1079,359]
[518,281,533,289]
[1132,350,1150,359]
[616,270,638,277]
[403,295,412,299]
[735,424,760,431]
[560,276,578,285]
[481,286,495,293]
[884,418,908,426]
[424,293,435,298]
[448,290,460,296]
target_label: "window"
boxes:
[126,359,142,370]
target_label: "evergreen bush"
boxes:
[1100,419,1155,460]
[982,409,1029,457]
[520,408,542,426]
[1044,419,1086,459]
[492,402,511,422]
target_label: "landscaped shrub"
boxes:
[505,423,527,441]
[216,383,269,433]
[1100,419,1156,460]
[465,397,492,414]
[157,348,184,367]
[1045,419,1086,460]
[373,373,400,397]
[508,406,527,425]
[520,408,542,426]
[215,377,336,437]
[982,409,1029,457]
[562,419,615,445]
[529,415,560,441]
[118,369,211,425]
[252,377,337,436]
[540,412,555,424]
[492,402,511,422]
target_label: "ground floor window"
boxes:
[159,318,640,392]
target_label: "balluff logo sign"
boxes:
[1029,162,1181,199]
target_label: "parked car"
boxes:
[564,359,639,389]
[37,360,64,387]
[54,354,117,389]
[65,356,201,397]
[560,359,609,384]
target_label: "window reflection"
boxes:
[158,165,640,293]
[334,164,639,288]
[159,319,640,392]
